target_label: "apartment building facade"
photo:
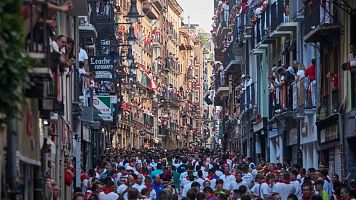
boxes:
[212,0,356,179]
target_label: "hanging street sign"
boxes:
[93,95,117,122]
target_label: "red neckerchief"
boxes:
[236,179,243,183]
[291,179,299,182]
[279,180,291,184]
[145,183,151,189]
[103,188,114,194]
[207,194,217,199]
[263,169,269,175]
[260,180,268,184]
[198,176,204,179]
[302,195,312,200]
[207,175,215,180]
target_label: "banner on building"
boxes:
[89,56,116,93]
[93,95,117,122]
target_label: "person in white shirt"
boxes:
[140,188,151,200]
[181,179,193,197]
[273,173,296,200]
[242,165,254,188]
[290,170,302,200]
[214,163,224,177]
[196,170,206,189]
[202,164,210,178]
[251,174,264,199]
[132,174,146,192]
[229,171,250,192]
[133,163,146,183]
[259,173,275,200]
[78,47,88,69]
[116,181,128,198]
[172,158,181,169]
[150,159,158,170]
[98,180,119,200]
[220,168,235,190]
[52,35,66,54]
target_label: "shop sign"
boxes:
[268,129,278,138]
[89,56,116,93]
[320,124,339,143]
[253,120,264,132]
[82,127,90,142]
[89,56,114,81]
[288,128,298,145]
[93,95,117,122]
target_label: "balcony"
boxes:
[167,28,178,43]
[144,113,154,128]
[290,0,304,21]
[25,2,51,79]
[214,72,229,96]
[163,89,182,108]
[152,33,163,48]
[223,42,243,74]
[240,7,254,38]
[131,108,144,125]
[137,73,150,89]
[240,83,255,113]
[303,0,340,43]
[164,57,174,72]
[143,42,153,56]
[268,0,298,38]
[168,121,179,132]
[158,125,168,137]
[142,1,159,20]
[90,0,115,38]
[268,77,318,120]
[152,0,165,11]
[79,16,98,40]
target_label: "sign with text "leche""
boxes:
[89,56,115,81]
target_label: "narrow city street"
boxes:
[1,0,356,199]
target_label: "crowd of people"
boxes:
[70,148,356,200]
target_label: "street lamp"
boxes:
[125,0,142,23]
[127,46,134,66]
[128,25,136,46]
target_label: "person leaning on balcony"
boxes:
[342,44,356,71]
[285,61,299,83]
[52,35,69,71]
[304,59,317,107]
[304,59,316,82]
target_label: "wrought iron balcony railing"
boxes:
[268,77,319,119]
[25,1,50,75]
[215,71,228,87]
[144,113,154,127]
[131,108,144,125]
[304,0,337,36]
[240,82,255,113]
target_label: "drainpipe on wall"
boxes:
[6,119,19,199]
[334,112,345,179]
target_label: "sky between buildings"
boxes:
[177,0,214,32]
